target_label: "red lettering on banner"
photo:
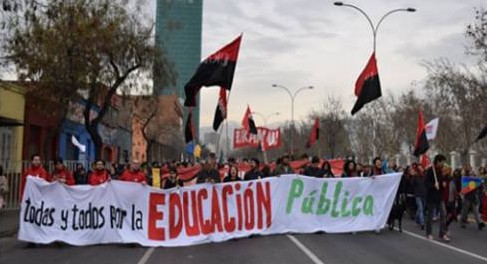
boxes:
[222,185,236,232]
[256,181,272,228]
[211,187,224,232]
[148,193,165,241]
[197,189,212,234]
[169,193,183,239]
[244,183,255,230]
[235,183,243,231]
[183,191,201,237]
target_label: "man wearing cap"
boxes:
[196,153,221,184]
[244,158,264,181]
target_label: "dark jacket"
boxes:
[244,169,263,181]
[412,175,427,198]
[74,169,88,185]
[223,175,242,183]
[303,166,325,178]
[196,168,221,184]
[425,167,444,204]
[163,177,184,189]
[274,165,293,176]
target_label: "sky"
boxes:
[178,0,483,130]
[2,0,483,131]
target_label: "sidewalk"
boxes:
[0,209,19,238]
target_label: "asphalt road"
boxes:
[1,219,486,264]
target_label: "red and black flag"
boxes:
[184,109,195,143]
[212,88,228,131]
[242,105,257,135]
[351,53,381,115]
[413,108,429,157]
[306,117,320,148]
[184,34,242,107]
[475,123,487,142]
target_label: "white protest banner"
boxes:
[19,173,401,247]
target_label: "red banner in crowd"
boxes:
[233,127,281,151]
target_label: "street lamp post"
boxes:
[333,2,415,159]
[272,84,314,157]
[333,2,415,53]
[252,111,280,127]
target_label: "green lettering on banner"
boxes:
[316,182,330,215]
[331,181,342,218]
[363,196,374,215]
[286,179,303,214]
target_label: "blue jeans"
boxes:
[415,196,425,225]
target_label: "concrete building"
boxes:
[0,82,25,171]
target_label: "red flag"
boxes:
[351,53,381,115]
[306,117,320,148]
[413,108,429,157]
[184,35,242,107]
[212,88,227,131]
[241,106,257,135]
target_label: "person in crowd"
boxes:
[261,165,273,178]
[196,153,221,184]
[442,166,458,236]
[163,167,184,189]
[303,156,325,178]
[274,155,293,175]
[50,158,75,186]
[223,165,242,183]
[425,154,450,242]
[74,163,88,185]
[20,154,48,200]
[341,160,358,177]
[0,165,8,210]
[119,160,147,184]
[479,166,486,215]
[460,164,485,231]
[369,157,385,176]
[411,163,426,230]
[452,169,463,218]
[321,160,335,178]
[244,158,264,180]
[88,159,110,186]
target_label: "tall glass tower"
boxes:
[155,0,202,138]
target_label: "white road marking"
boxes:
[136,247,155,264]
[399,228,487,262]
[287,235,325,264]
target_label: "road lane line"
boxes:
[287,235,325,264]
[136,247,155,264]
[399,228,487,262]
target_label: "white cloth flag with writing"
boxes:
[19,174,401,247]
[425,118,439,140]
[71,135,86,153]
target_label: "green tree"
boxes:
[3,0,174,160]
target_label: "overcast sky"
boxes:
[165,0,481,130]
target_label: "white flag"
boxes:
[425,118,439,140]
[71,135,86,153]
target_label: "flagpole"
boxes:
[225,89,233,160]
